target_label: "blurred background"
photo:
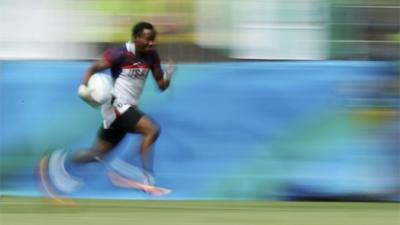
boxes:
[0,0,399,201]
[1,0,399,61]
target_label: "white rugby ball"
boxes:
[88,73,113,104]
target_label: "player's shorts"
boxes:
[97,106,144,145]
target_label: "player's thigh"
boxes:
[96,125,125,153]
[130,115,160,136]
[116,107,159,135]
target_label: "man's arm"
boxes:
[81,59,111,85]
[78,59,111,106]
[151,61,175,91]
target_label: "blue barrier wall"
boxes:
[0,61,398,200]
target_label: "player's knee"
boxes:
[148,125,161,142]
[154,126,161,140]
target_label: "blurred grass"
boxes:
[0,197,399,225]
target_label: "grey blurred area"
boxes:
[0,0,398,61]
[330,3,400,60]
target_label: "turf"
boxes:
[0,197,399,225]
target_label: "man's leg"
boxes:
[129,116,160,172]
[37,140,115,195]
[71,138,115,164]
[71,123,126,164]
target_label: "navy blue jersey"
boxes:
[101,42,162,106]
[102,43,161,80]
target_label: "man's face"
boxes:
[134,29,157,53]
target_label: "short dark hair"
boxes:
[132,22,155,38]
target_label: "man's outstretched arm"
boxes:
[152,61,175,91]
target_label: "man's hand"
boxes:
[77,84,100,108]
[163,60,175,81]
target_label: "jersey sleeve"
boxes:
[102,47,124,66]
[150,51,162,71]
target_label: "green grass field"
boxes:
[0,197,399,225]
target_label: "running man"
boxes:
[38,22,174,196]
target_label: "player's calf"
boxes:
[71,149,105,164]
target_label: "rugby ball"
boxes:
[88,73,113,104]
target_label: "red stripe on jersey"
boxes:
[121,64,149,69]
